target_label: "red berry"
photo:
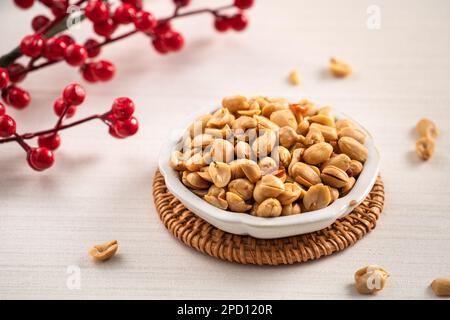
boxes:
[133,11,156,32]
[43,37,67,61]
[53,97,76,118]
[163,31,184,51]
[113,116,139,137]
[173,0,190,7]
[31,15,50,32]
[38,133,61,151]
[234,0,254,10]
[20,34,45,58]
[214,16,231,32]
[92,60,115,81]
[114,117,139,138]
[94,19,118,37]
[14,0,34,9]
[0,68,9,89]
[7,63,27,83]
[121,0,142,10]
[64,44,87,66]
[152,37,169,54]
[27,147,55,171]
[84,39,101,58]
[85,0,110,23]
[108,125,125,139]
[51,0,68,18]
[111,97,134,120]
[0,115,16,138]
[0,102,5,117]
[230,12,248,31]
[62,84,85,106]
[80,63,98,83]
[153,21,172,36]
[58,34,75,46]
[8,86,31,109]
[113,4,136,24]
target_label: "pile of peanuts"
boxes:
[170,96,368,217]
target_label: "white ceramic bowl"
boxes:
[158,108,380,239]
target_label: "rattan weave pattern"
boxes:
[153,171,384,265]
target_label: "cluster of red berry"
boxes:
[2,0,253,110]
[1,0,254,172]
[0,79,139,171]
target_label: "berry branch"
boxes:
[0,0,254,172]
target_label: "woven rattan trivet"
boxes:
[153,170,384,265]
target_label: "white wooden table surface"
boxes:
[1,0,449,300]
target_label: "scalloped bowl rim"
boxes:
[158,105,380,238]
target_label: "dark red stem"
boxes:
[0,112,109,144]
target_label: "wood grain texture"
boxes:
[0,0,449,299]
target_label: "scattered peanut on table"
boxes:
[430,278,450,297]
[415,118,438,160]
[89,240,119,261]
[354,265,389,295]
[329,57,352,77]
[170,96,368,217]
[287,70,300,86]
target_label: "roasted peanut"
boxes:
[232,115,257,131]
[328,187,339,203]
[277,182,303,205]
[228,178,254,201]
[305,128,325,145]
[270,109,297,129]
[297,118,310,135]
[170,150,186,171]
[222,95,249,113]
[235,141,252,159]
[415,136,435,160]
[204,185,228,210]
[261,103,286,118]
[288,70,300,86]
[416,118,438,139]
[258,174,285,198]
[338,136,368,162]
[208,162,231,188]
[291,162,321,187]
[207,108,235,128]
[254,115,280,131]
[303,142,333,165]
[182,171,210,189]
[184,153,206,171]
[431,278,450,297]
[321,165,349,188]
[210,138,234,163]
[329,57,352,78]
[309,123,338,141]
[338,127,366,144]
[252,130,277,157]
[354,265,389,295]
[349,160,363,176]
[89,240,119,261]
[321,153,351,171]
[279,126,299,148]
[255,198,282,217]
[335,118,355,131]
[341,176,356,196]
[275,146,291,168]
[240,159,261,183]
[303,184,331,211]
[226,192,252,212]
[281,203,301,216]
[258,157,278,175]
[309,114,335,127]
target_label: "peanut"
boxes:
[431,278,450,297]
[89,240,118,261]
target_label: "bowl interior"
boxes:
[158,105,380,236]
